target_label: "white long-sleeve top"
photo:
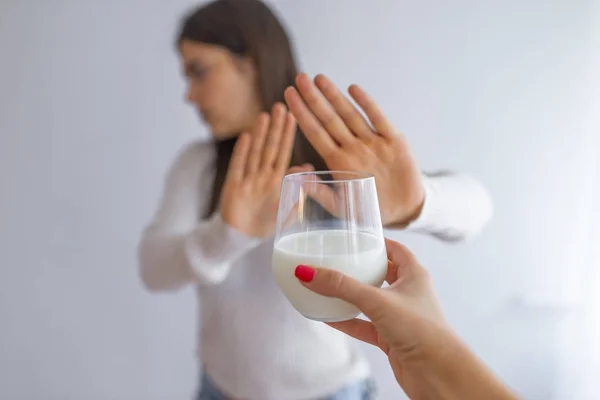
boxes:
[138,140,493,400]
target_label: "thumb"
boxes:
[295,265,387,320]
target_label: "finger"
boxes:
[281,203,299,231]
[287,163,314,176]
[302,181,339,217]
[385,238,419,268]
[225,133,251,182]
[261,103,287,170]
[326,319,380,348]
[349,84,397,140]
[298,266,387,319]
[385,238,421,283]
[284,86,338,159]
[314,74,373,139]
[274,112,297,174]
[246,113,270,175]
[384,260,397,285]
[295,73,355,146]
[282,171,343,217]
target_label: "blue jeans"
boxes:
[197,373,376,400]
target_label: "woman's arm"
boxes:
[139,104,299,291]
[418,330,517,400]
[284,75,494,242]
[284,75,493,241]
[137,142,260,292]
[397,171,494,242]
[298,239,517,400]
[138,213,260,291]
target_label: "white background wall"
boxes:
[1,0,598,399]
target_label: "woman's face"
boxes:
[180,39,262,140]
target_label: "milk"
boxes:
[272,230,387,322]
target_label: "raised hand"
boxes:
[284,74,424,226]
[220,103,297,237]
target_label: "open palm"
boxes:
[285,74,425,226]
[220,103,297,237]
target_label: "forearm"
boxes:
[138,232,197,291]
[402,172,494,242]
[138,212,260,291]
[413,328,517,400]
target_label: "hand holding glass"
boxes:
[271,171,387,322]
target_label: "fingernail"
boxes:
[295,265,315,282]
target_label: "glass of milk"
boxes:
[272,171,387,322]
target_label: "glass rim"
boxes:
[284,170,374,183]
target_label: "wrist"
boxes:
[221,213,256,238]
[220,208,274,239]
[403,194,426,226]
[386,188,425,228]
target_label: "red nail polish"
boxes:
[295,265,315,282]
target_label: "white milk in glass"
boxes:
[272,229,387,322]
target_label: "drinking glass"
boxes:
[271,171,387,322]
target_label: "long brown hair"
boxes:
[177,0,326,218]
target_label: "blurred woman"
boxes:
[138,0,493,399]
